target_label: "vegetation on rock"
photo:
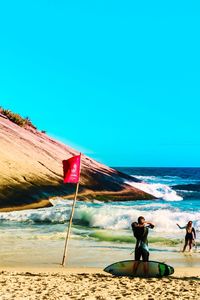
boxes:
[0,106,37,129]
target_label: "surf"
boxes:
[126,180,183,201]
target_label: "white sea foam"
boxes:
[126,181,183,201]
[131,174,199,186]
[1,200,199,234]
[131,175,158,181]
[0,204,69,224]
[72,203,200,233]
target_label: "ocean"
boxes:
[0,167,200,268]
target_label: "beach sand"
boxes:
[0,267,199,300]
[1,224,200,299]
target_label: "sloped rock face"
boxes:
[0,116,155,211]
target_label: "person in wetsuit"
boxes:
[177,221,196,252]
[131,216,154,275]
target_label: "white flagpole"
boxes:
[61,154,81,267]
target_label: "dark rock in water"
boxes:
[0,115,155,211]
[172,183,200,192]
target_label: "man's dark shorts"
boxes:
[135,247,149,262]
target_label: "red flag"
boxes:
[62,155,81,183]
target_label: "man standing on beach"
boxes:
[131,216,154,275]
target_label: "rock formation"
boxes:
[0,114,155,211]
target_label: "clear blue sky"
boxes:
[0,1,200,167]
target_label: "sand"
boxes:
[0,267,199,300]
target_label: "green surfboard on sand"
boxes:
[104,260,174,277]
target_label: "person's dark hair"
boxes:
[138,216,145,224]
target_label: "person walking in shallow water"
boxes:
[177,221,196,252]
[131,216,154,275]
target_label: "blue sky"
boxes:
[0,1,200,167]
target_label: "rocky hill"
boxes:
[0,114,155,211]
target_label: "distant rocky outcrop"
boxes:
[0,113,155,211]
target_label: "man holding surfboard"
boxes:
[131,216,154,275]
[104,216,174,277]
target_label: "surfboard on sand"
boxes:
[104,260,174,277]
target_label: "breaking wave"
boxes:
[86,231,181,245]
[0,199,199,233]
[126,181,183,201]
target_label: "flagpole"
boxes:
[61,153,81,267]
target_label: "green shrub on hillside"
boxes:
[0,107,37,129]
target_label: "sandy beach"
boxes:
[0,197,200,299]
[0,267,199,300]
[1,0,200,298]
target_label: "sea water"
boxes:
[0,167,200,268]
